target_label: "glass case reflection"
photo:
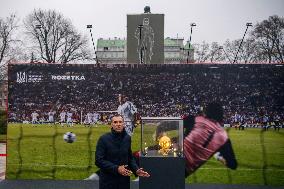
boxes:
[141,117,183,157]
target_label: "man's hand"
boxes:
[136,168,150,177]
[118,165,133,176]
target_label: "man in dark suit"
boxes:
[95,114,150,189]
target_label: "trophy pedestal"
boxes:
[139,156,185,189]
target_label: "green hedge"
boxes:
[0,110,7,134]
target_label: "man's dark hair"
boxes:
[204,102,223,123]
[111,114,124,121]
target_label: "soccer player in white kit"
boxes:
[31,111,39,124]
[87,112,93,125]
[48,110,55,124]
[59,110,66,126]
[117,94,137,136]
[93,112,100,126]
[66,110,73,127]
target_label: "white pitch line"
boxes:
[7,163,89,168]
[7,163,284,172]
[198,167,284,171]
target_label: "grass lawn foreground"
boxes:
[7,123,284,186]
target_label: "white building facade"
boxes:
[96,37,194,64]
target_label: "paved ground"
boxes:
[0,180,283,189]
[0,143,5,181]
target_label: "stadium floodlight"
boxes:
[246,22,253,27]
[187,23,197,63]
[87,25,97,63]
[35,24,42,29]
[233,22,253,64]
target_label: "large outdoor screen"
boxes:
[7,63,284,186]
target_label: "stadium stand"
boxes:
[4,63,284,187]
[8,64,284,128]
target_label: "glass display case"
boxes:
[140,117,184,157]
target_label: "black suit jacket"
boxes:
[95,129,139,189]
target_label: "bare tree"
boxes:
[25,9,90,63]
[193,41,210,63]
[0,14,18,81]
[223,39,238,63]
[235,38,259,63]
[252,15,284,63]
[209,42,223,63]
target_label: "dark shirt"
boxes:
[95,129,139,189]
[184,115,237,176]
[218,139,238,170]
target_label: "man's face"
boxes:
[111,116,124,133]
[119,94,127,104]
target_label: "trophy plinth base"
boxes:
[139,156,185,189]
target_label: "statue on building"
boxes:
[144,6,151,13]
[134,17,155,64]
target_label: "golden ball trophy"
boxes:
[140,117,185,189]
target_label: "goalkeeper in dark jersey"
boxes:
[184,102,238,176]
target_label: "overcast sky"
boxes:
[0,0,283,45]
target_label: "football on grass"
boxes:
[63,132,76,143]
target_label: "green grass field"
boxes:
[0,134,6,142]
[7,123,284,186]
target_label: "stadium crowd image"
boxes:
[5,63,284,188]
[8,63,284,127]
